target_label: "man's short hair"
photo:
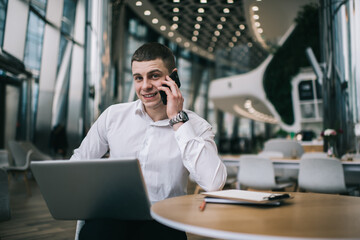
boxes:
[131,42,176,72]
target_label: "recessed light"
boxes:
[194,23,201,29]
[239,24,245,30]
[196,16,203,21]
[173,7,179,13]
[176,37,182,42]
[255,22,261,27]
[252,6,259,11]
[212,36,217,41]
[217,24,223,30]
[220,17,226,22]
[253,14,259,20]
[160,25,166,31]
[223,8,230,13]
[208,47,213,52]
[135,1,142,6]
[257,28,263,33]
[171,24,178,30]
[214,30,220,36]
[232,36,237,42]
[152,18,158,24]
[247,42,253,47]
[168,32,174,37]
[229,42,234,47]
[173,16,179,21]
[227,0,233,3]
[198,8,205,13]
[173,0,180,2]
[200,0,207,3]
[192,36,198,42]
[193,30,199,36]
[144,10,151,16]
[184,42,190,47]
[235,31,241,36]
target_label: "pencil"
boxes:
[199,200,206,211]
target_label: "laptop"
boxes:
[30,158,152,220]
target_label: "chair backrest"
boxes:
[258,151,284,158]
[20,141,51,161]
[301,152,328,159]
[263,139,304,158]
[0,150,9,166]
[8,140,28,167]
[238,156,277,190]
[298,157,347,194]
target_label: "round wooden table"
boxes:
[151,192,360,239]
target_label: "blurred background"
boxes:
[0,0,359,158]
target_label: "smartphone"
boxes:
[160,71,181,105]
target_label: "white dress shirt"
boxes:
[71,99,227,203]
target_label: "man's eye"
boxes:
[151,74,160,79]
[134,76,142,81]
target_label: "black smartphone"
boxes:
[160,71,181,105]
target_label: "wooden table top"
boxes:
[151,193,360,239]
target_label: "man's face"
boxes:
[132,58,169,111]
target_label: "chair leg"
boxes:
[194,185,202,194]
[23,171,32,197]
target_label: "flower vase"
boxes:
[327,139,337,157]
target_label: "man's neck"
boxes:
[144,105,168,122]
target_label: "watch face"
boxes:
[179,111,189,121]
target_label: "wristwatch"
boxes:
[169,111,189,127]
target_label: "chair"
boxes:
[258,151,284,158]
[298,157,352,194]
[237,156,294,191]
[263,139,304,158]
[301,152,328,159]
[6,140,51,196]
[0,150,9,168]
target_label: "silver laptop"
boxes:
[30,158,152,220]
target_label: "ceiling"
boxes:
[126,0,317,71]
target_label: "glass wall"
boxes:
[0,0,8,47]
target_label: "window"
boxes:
[0,0,8,47]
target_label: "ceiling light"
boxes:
[144,10,151,16]
[171,24,178,30]
[196,16,203,21]
[257,28,263,33]
[227,0,234,3]
[176,37,182,43]
[220,17,226,22]
[173,0,180,2]
[208,47,213,52]
[193,30,199,36]
[214,30,220,36]
[173,16,179,21]
[173,7,179,13]
[232,36,237,42]
[200,0,207,3]
[192,36,198,42]
[135,1,142,6]
[198,8,205,13]
[235,31,241,36]
[254,22,261,27]
[239,24,245,30]
[253,14,259,20]
[228,42,234,47]
[168,32,174,37]
[160,25,166,31]
[247,42,253,47]
[194,23,201,29]
[217,24,223,30]
[184,42,190,47]
[152,18,158,24]
[223,8,230,13]
[252,6,259,11]
[212,36,217,41]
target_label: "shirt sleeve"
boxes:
[70,107,110,160]
[174,117,227,192]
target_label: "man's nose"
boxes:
[142,78,153,89]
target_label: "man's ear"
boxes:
[171,68,178,74]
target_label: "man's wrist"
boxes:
[169,111,189,127]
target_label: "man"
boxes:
[72,42,227,239]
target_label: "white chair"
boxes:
[298,157,351,194]
[301,152,328,159]
[0,150,9,168]
[263,139,304,158]
[258,151,284,158]
[237,156,294,191]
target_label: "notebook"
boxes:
[201,189,293,205]
[30,158,152,220]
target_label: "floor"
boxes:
[0,175,221,240]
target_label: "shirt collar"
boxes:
[134,100,170,127]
